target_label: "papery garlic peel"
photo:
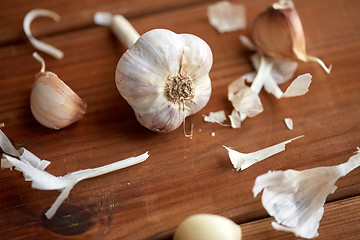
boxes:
[23,9,64,59]
[116,29,213,133]
[31,52,86,129]
[251,0,331,73]
[253,148,360,238]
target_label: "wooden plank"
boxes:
[0,0,360,239]
[241,195,360,240]
[0,0,216,45]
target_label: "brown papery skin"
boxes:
[251,5,307,62]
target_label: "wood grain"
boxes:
[1,0,360,239]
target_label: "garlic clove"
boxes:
[134,103,184,133]
[251,0,331,73]
[31,53,86,129]
[179,34,213,80]
[251,2,306,62]
[174,214,242,240]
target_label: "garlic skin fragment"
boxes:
[250,52,298,85]
[284,117,293,130]
[116,29,213,133]
[174,214,242,240]
[224,136,303,171]
[251,0,331,73]
[23,9,64,59]
[1,128,51,173]
[207,1,246,33]
[31,53,87,129]
[228,75,263,118]
[253,148,360,239]
[3,152,149,219]
[1,128,149,219]
[204,110,227,124]
[282,73,311,97]
[228,110,241,129]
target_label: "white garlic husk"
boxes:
[174,214,242,240]
[115,29,212,133]
[31,52,87,129]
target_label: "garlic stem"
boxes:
[111,15,140,48]
[306,55,332,74]
[32,52,46,73]
[250,55,273,94]
[94,12,140,48]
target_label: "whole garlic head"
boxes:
[115,29,213,133]
[31,52,87,129]
[174,214,242,240]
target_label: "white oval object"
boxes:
[174,214,242,240]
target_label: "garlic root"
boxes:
[31,52,87,129]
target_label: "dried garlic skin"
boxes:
[174,214,242,240]
[31,71,87,129]
[116,29,212,133]
[253,149,360,238]
[251,3,307,62]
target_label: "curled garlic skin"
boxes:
[31,53,87,129]
[23,9,64,59]
[174,214,242,240]
[116,29,213,133]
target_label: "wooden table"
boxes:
[1,0,360,239]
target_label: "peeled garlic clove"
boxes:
[174,214,242,240]
[31,52,86,129]
[116,29,212,133]
[251,0,331,73]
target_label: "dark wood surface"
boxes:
[0,0,359,239]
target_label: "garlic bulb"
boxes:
[94,13,213,133]
[174,214,242,240]
[251,0,331,73]
[31,52,87,129]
